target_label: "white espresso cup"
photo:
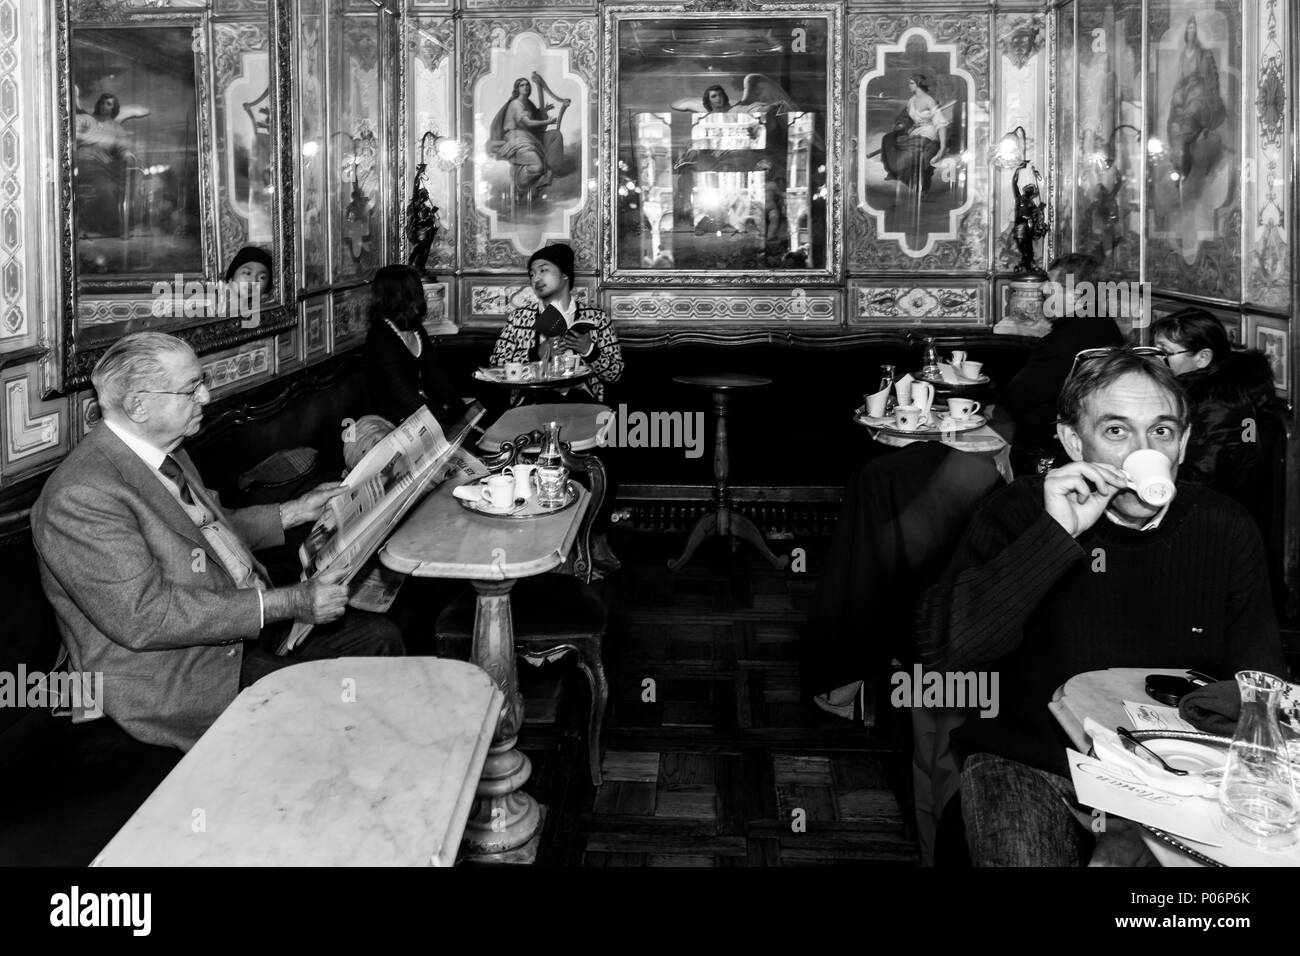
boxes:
[505,361,527,382]
[1123,449,1177,507]
[894,405,923,432]
[481,473,517,511]
[503,463,538,502]
[960,360,984,380]
[950,350,968,366]
[946,398,982,420]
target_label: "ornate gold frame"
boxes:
[601,3,843,286]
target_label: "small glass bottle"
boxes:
[1218,670,1299,849]
[877,364,897,414]
[921,338,941,381]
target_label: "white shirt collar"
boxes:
[104,418,169,471]
[541,296,578,328]
[1103,503,1169,532]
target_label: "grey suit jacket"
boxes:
[31,423,285,750]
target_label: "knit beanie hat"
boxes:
[527,243,575,289]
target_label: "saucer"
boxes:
[455,479,579,519]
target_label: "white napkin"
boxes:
[451,481,486,503]
[936,362,961,385]
[894,372,915,407]
[1083,718,1218,798]
[863,385,891,418]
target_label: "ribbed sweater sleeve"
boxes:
[915,481,1084,671]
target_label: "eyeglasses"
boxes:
[137,372,210,402]
[1068,346,1164,379]
[1156,347,1191,360]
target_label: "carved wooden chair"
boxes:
[436,430,611,784]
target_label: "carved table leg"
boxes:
[666,510,719,571]
[729,510,789,570]
[461,579,540,855]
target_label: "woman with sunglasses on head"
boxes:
[1150,307,1279,505]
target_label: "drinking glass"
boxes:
[536,465,568,509]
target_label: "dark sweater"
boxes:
[363,321,464,428]
[915,478,1284,776]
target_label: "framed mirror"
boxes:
[69,23,211,290]
[57,2,294,389]
[603,4,842,284]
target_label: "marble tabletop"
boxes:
[93,658,502,867]
[380,478,590,580]
[480,402,611,454]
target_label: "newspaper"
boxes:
[278,404,487,655]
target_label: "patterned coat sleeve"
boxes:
[490,306,538,367]
[581,306,624,386]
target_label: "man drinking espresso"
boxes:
[916,349,1285,866]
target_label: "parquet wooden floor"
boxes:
[513,528,920,867]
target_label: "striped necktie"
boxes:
[159,455,196,505]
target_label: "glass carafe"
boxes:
[535,421,568,508]
[920,338,941,381]
[1218,670,1299,848]
[537,420,563,467]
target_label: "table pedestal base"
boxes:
[459,807,547,865]
[460,580,541,856]
[668,379,787,572]
[668,508,788,571]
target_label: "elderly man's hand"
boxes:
[295,567,349,624]
[1043,461,1128,538]
[280,483,346,529]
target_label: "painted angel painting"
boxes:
[72,27,204,278]
[612,14,831,274]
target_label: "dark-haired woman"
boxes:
[363,265,464,428]
[1151,308,1278,503]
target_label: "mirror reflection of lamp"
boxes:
[1086,124,1142,269]
[334,130,371,264]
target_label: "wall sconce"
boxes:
[992,125,1048,276]
[405,131,469,275]
[992,125,1029,170]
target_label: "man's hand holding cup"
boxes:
[1043,461,1129,538]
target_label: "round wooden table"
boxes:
[667,374,788,571]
